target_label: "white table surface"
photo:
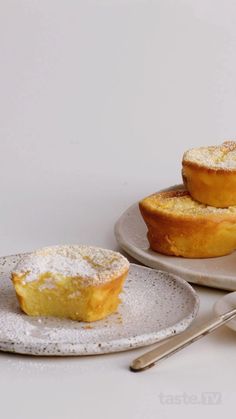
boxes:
[1,1,236,418]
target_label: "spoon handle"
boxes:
[130,307,236,372]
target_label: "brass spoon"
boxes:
[130,304,236,372]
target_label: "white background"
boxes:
[0,1,236,418]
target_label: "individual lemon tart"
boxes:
[182,141,236,207]
[12,245,129,322]
[139,186,236,258]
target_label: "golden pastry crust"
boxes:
[139,187,236,258]
[12,245,129,322]
[182,141,236,207]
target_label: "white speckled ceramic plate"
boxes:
[115,185,236,291]
[0,253,199,356]
[214,292,236,331]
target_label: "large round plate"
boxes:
[115,198,236,291]
[0,253,199,356]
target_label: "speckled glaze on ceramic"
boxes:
[0,253,199,356]
[115,191,236,291]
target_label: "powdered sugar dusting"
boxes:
[145,188,236,215]
[12,245,129,286]
[183,141,236,170]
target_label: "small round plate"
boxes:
[115,192,236,291]
[0,253,199,356]
[214,292,236,331]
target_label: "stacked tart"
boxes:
[140,141,236,258]
[182,141,236,207]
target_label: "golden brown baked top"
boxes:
[183,141,236,170]
[12,245,129,286]
[140,187,236,216]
